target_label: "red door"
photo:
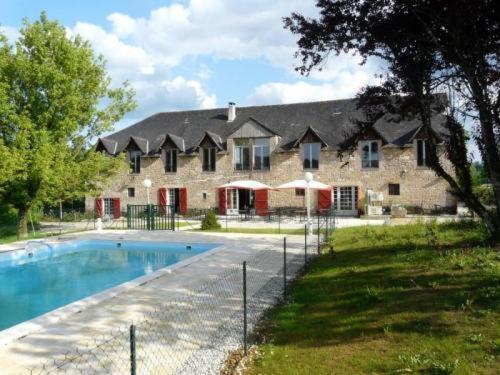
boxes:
[95,198,103,218]
[158,187,167,214]
[317,188,332,212]
[218,188,227,215]
[112,198,120,219]
[179,188,187,215]
[255,189,268,215]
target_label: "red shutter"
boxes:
[95,198,103,218]
[218,188,227,215]
[317,188,332,212]
[255,189,268,216]
[158,188,167,214]
[179,188,187,214]
[112,198,120,219]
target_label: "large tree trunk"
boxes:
[17,207,29,240]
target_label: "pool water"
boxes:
[0,239,218,331]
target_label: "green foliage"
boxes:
[200,211,221,230]
[470,163,487,187]
[0,12,136,236]
[473,184,495,206]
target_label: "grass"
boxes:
[246,221,499,375]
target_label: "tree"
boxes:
[0,13,136,238]
[285,0,500,238]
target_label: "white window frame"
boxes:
[416,139,428,167]
[202,147,216,172]
[164,148,177,173]
[234,139,250,171]
[129,150,141,174]
[103,198,114,217]
[360,140,379,168]
[303,142,320,170]
[253,138,270,170]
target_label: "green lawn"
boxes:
[246,221,499,375]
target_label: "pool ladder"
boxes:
[25,240,53,257]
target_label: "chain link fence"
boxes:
[28,232,322,375]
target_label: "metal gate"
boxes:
[317,207,336,246]
[126,204,175,230]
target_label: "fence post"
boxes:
[130,324,136,375]
[283,237,287,300]
[243,261,248,356]
[304,224,308,272]
[317,214,320,255]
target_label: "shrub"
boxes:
[201,211,221,230]
[473,184,495,206]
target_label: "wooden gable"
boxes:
[228,118,275,139]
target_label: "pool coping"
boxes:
[0,237,225,348]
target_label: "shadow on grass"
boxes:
[258,227,498,350]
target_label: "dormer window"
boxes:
[417,139,429,167]
[129,150,141,174]
[234,139,250,171]
[303,143,320,170]
[253,138,270,170]
[165,148,177,173]
[203,147,216,172]
[360,140,379,168]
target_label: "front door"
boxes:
[334,186,358,216]
[168,188,181,213]
[238,189,254,212]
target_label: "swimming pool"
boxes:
[0,239,218,331]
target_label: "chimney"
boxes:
[228,102,236,122]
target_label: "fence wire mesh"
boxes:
[29,237,319,375]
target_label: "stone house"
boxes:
[87,98,455,218]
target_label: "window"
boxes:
[253,138,270,170]
[129,150,141,174]
[303,143,320,169]
[360,140,379,168]
[295,188,305,197]
[388,183,400,196]
[169,189,176,208]
[202,192,207,200]
[234,139,250,170]
[165,148,177,173]
[202,147,216,172]
[103,198,114,217]
[417,139,430,166]
[128,188,135,197]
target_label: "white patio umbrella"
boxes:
[218,180,274,190]
[276,174,332,235]
[275,179,331,191]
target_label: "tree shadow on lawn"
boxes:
[265,244,497,349]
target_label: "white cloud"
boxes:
[0,26,20,44]
[102,0,316,71]
[248,70,379,105]
[72,22,155,81]
[131,76,216,118]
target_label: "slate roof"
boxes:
[97,97,448,155]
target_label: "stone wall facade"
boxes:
[85,138,455,216]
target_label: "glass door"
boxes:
[227,189,239,215]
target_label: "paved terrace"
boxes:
[0,230,312,374]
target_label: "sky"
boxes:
[0,0,386,132]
